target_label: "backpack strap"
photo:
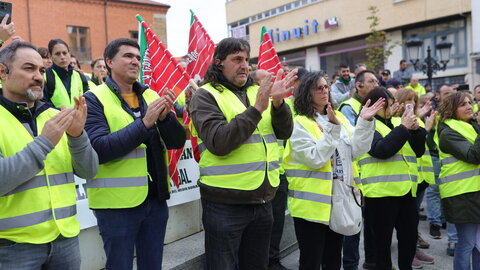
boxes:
[45,68,55,93]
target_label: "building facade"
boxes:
[226,0,479,90]
[9,0,169,72]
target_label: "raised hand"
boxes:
[142,98,163,128]
[66,96,87,137]
[360,98,385,120]
[41,108,75,146]
[158,88,176,121]
[425,110,438,131]
[326,103,340,125]
[401,108,418,130]
[417,101,432,119]
[0,14,15,43]
[391,102,402,117]
[254,73,273,113]
[270,68,298,108]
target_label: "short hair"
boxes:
[0,42,38,68]
[203,38,250,90]
[394,88,419,115]
[91,57,104,69]
[474,84,480,92]
[438,91,473,123]
[356,69,375,83]
[338,64,349,69]
[103,38,140,73]
[48,39,69,54]
[400,59,407,65]
[37,47,50,59]
[362,87,394,111]
[294,71,330,118]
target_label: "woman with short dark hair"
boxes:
[436,91,480,270]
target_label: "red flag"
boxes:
[185,10,216,81]
[138,16,192,189]
[140,20,191,98]
[258,26,283,74]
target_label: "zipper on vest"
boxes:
[259,128,268,204]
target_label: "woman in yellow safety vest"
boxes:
[88,57,107,89]
[436,91,480,270]
[283,72,384,270]
[394,88,436,266]
[360,87,427,270]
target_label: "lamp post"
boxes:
[406,35,453,88]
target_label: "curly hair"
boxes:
[294,71,329,119]
[202,38,250,91]
[438,91,473,123]
[394,88,419,116]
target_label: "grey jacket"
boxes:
[438,121,480,224]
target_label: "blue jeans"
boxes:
[0,236,80,270]
[426,156,443,226]
[454,223,480,270]
[202,199,273,270]
[94,197,169,270]
[342,232,360,270]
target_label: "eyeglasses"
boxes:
[366,79,379,85]
[314,85,329,92]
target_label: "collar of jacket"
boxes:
[353,92,363,103]
[51,63,73,79]
[374,114,394,129]
[105,76,149,98]
[338,76,351,85]
[0,88,51,133]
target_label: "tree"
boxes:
[365,6,401,73]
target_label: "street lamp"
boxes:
[406,35,453,88]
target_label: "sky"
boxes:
[154,0,228,57]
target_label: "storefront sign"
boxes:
[76,140,201,229]
[268,17,339,43]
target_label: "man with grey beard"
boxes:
[0,41,98,269]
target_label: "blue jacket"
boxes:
[84,77,186,202]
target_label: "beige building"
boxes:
[226,0,479,90]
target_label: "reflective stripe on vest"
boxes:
[0,205,76,231]
[87,84,161,208]
[48,69,83,108]
[358,118,418,198]
[416,118,435,185]
[0,105,78,244]
[435,119,480,198]
[196,83,280,190]
[4,173,75,196]
[283,113,354,223]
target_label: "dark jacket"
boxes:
[189,75,293,204]
[438,120,480,223]
[369,115,426,159]
[84,77,186,202]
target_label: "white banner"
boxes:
[76,140,201,229]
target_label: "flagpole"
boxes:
[189,79,199,90]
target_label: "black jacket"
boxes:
[438,120,480,223]
[84,77,186,202]
[368,115,426,159]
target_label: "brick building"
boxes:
[9,0,169,72]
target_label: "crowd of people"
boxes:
[0,15,480,270]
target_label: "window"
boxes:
[129,31,139,41]
[66,26,91,61]
[403,19,468,69]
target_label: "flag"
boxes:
[186,10,216,81]
[137,15,192,189]
[258,26,283,74]
[137,15,190,98]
